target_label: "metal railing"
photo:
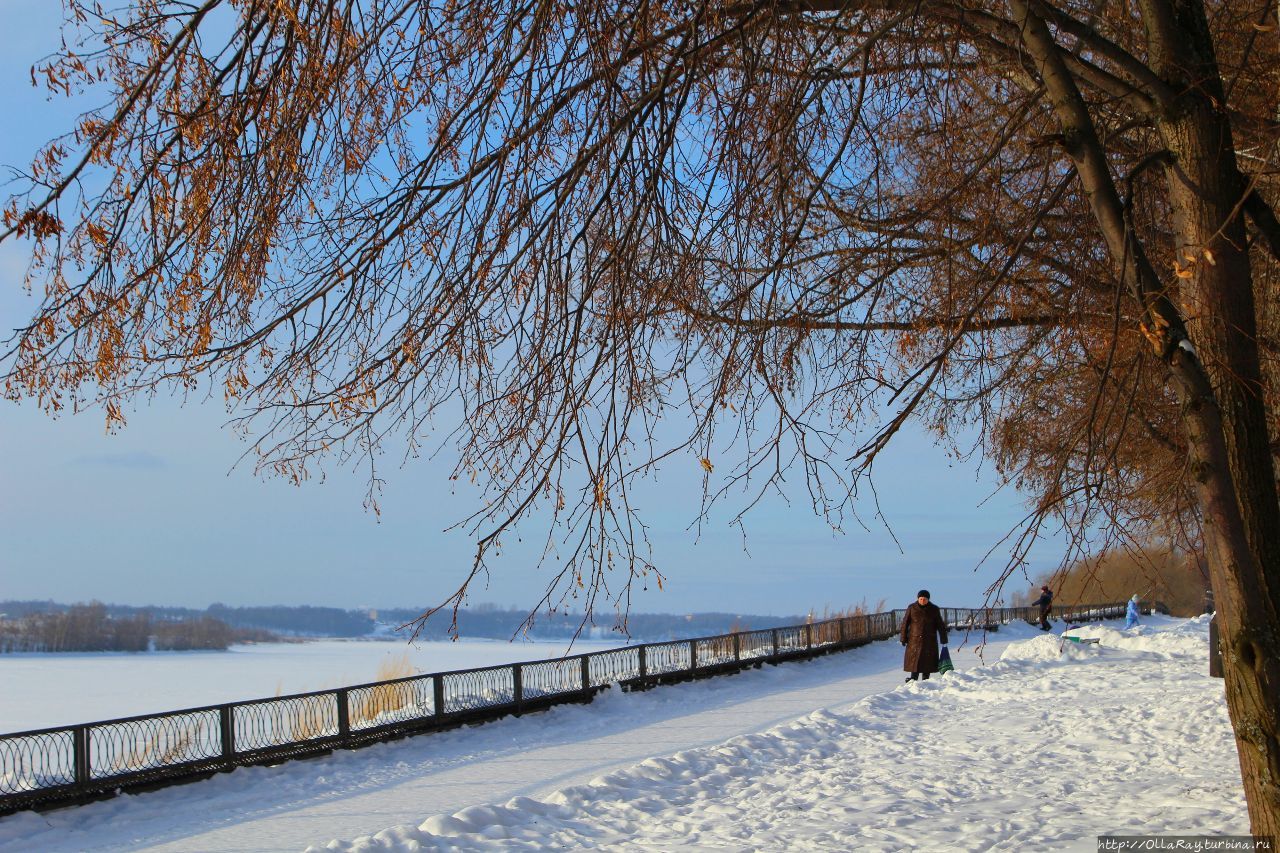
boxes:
[0,601,1127,815]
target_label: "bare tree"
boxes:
[3,0,1279,829]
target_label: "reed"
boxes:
[349,654,419,727]
[106,718,206,775]
[282,696,335,742]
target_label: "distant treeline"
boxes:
[0,600,374,638]
[378,604,808,642]
[0,603,279,653]
[0,599,807,642]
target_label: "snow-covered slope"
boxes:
[312,617,1245,852]
[0,617,1244,852]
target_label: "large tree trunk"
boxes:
[1170,336,1280,837]
[1012,0,1280,832]
[1164,134,1280,837]
[1151,1,1280,836]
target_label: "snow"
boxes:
[0,616,1245,851]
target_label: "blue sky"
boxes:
[0,1,1063,619]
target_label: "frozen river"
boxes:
[0,637,620,733]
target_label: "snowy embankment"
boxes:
[0,617,1244,852]
[313,616,1244,852]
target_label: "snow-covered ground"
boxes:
[0,616,1245,851]
[0,638,619,733]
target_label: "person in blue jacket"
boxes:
[1125,594,1141,629]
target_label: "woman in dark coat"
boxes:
[1032,584,1054,631]
[901,590,948,681]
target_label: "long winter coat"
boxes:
[901,602,948,674]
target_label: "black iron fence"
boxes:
[0,601,1127,815]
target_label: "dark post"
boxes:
[771,629,779,660]
[805,623,813,651]
[512,664,523,712]
[433,675,446,717]
[219,706,236,761]
[73,726,90,785]
[837,618,845,646]
[1209,614,1224,679]
[336,689,351,740]
[733,632,741,664]
[580,655,592,698]
[637,645,647,682]
[689,639,698,672]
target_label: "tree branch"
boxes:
[1245,190,1280,264]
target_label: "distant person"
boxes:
[1032,585,1054,631]
[1125,594,1141,629]
[901,590,948,682]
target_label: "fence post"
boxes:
[580,655,592,698]
[336,689,351,740]
[512,664,523,712]
[771,629,779,660]
[838,618,845,646]
[433,675,446,718]
[689,639,698,672]
[637,645,647,682]
[1209,614,1224,678]
[805,623,813,652]
[219,705,236,762]
[733,632,741,664]
[73,725,90,785]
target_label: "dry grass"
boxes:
[703,633,738,660]
[284,698,333,742]
[272,678,330,742]
[108,720,205,774]
[1031,545,1209,616]
[805,600,886,641]
[350,654,419,726]
[272,655,418,741]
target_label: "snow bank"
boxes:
[311,617,1243,852]
[1059,613,1212,657]
[998,614,1209,665]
